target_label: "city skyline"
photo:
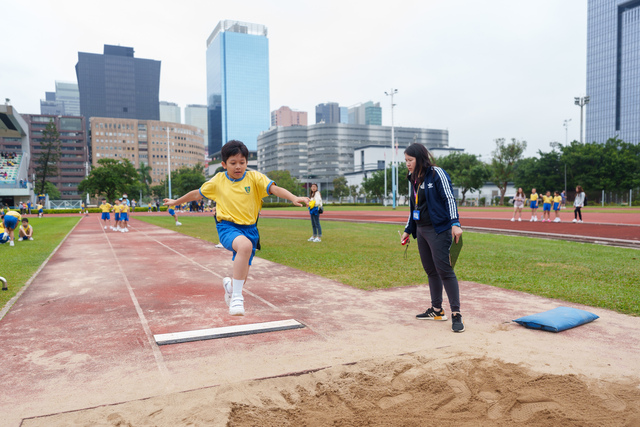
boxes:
[2,0,588,160]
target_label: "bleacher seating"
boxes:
[0,153,22,183]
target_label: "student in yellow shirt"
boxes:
[120,199,130,232]
[113,199,123,231]
[99,198,112,229]
[18,218,34,241]
[552,191,562,222]
[37,203,44,218]
[164,140,309,316]
[1,210,21,246]
[529,188,539,222]
[541,191,553,222]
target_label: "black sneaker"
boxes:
[452,313,465,333]
[416,307,448,321]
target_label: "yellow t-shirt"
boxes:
[113,204,123,213]
[121,204,129,213]
[553,195,562,204]
[530,193,539,202]
[100,203,112,212]
[20,224,32,234]
[542,195,553,204]
[37,204,43,210]
[5,210,21,222]
[199,170,273,225]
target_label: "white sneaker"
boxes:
[222,277,232,307]
[308,236,315,242]
[104,226,107,229]
[9,240,14,247]
[518,218,521,222]
[175,221,182,226]
[29,237,33,240]
[229,295,245,316]
[215,243,224,248]
[530,217,534,222]
[510,218,515,222]
[120,229,126,233]
[314,237,322,242]
[572,219,577,223]
[578,220,583,223]
[554,218,561,222]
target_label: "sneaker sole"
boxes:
[452,325,466,333]
[229,307,245,316]
[416,316,448,321]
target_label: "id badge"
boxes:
[412,210,421,220]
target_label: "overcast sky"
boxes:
[2,0,587,160]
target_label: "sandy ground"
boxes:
[3,216,640,426]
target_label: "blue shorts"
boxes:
[543,203,551,211]
[530,201,538,209]
[38,209,43,214]
[101,212,111,220]
[115,213,120,221]
[216,221,260,265]
[3,215,18,230]
[168,208,175,216]
[121,213,129,221]
[553,202,560,211]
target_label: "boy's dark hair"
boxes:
[221,140,249,162]
[22,218,28,223]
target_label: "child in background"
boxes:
[37,203,43,218]
[541,191,553,222]
[164,140,309,316]
[113,199,122,231]
[1,210,21,246]
[168,205,182,226]
[120,200,130,232]
[18,218,34,241]
[553,191,562,222]
[511,187,526,222]
[529,188,539,222]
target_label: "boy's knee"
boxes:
[233,236,253,254]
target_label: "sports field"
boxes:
[1,210,639,426]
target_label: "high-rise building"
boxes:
[185,104,209,158]
[76,45,161,122]
[206,20,270,155]
[340,107,349,124]
[24,114,88,200]
[40,82,80,116]
[315,102,341,124]
[271,106,308,127]
[159,101,181,124]
[348,101,382,125]
[90,117,205,186]
[586,0,640,144]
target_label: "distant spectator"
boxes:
[573,185,585,223]
[561,190,567,209]
[511,188,526,222]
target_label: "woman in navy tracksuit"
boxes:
[401,143,465,333]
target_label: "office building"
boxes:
[76,45,161,122]
[315,102,341,124]
[185,104,209,158]
[24,114,88,200]
[206,20,270,155]
[348,101,382,125]
[159,101,181,124]
[90,117,205,185]
[340,107,348,124]
[40,82,80,116]
[258,123,449,191]
[271,106,308,127]
[587,0,640,144]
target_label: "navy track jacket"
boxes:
[404,166,460,236]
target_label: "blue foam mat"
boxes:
[513,306,599,332]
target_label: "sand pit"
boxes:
[22,352,640,426]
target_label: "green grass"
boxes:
[0,217,80,308]
[136,216,640,316]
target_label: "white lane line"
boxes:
[154,319,305,345]
[100,220,170,379]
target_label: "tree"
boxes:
[150,181,166,200]
[349,185,359,202]
[34,119,61,195]
[361,163,409,202]
[437,153,490,204]
[513,149,564,194]
[171,164,206,197]
[137,163,153,197]
[490,138,527,205]
[44,181,61,200]
[78,159,139,202]
[266,170,303,196]
[332,176,349,202]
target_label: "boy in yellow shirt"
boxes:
[529,188,539,222]
[541,191,553,222]
[99,198,112,229]
[18,218,34,241]
[553,191,562,222]
[164,140,309,316]
[1,210,21,246]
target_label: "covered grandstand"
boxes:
[0,104,32,208]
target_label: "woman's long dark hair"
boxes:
[404,143,436,181]
[309,183,318,198]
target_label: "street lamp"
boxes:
[385,88,398,209]
[563,119,571,144]
[574,96,589,144]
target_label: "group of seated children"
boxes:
[528,189,563,222]
[99,198,130,232]
[1,211,34,247]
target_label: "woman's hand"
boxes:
[401,232,410,245]
[451,225,463,243]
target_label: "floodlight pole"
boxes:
[574,96,589,144]
[167,126,172,198]
[385,88,398,209]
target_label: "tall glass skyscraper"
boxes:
[587,0,640,144]
[206,20,270,155]
[76,45,161,122]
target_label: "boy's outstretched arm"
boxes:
[164,189,202,207]
[269,184,309,207]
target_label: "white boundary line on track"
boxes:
[0,216,85,321]
[100,220,170,380]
